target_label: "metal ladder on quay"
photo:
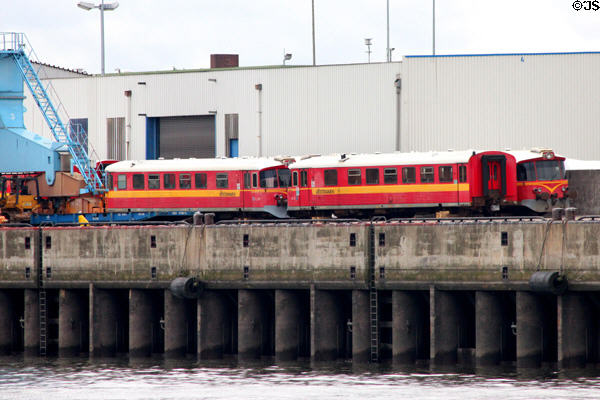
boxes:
[368,224,379,363]
[37,230,47,357]
[39,290,47,356]
[1,32,104,194]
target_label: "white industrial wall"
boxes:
[401,53,600,159]
[23,53,600,162]
[23,62,402,161]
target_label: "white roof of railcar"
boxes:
[505,149,564,163]
[288,150,479,169]
[105,157,284,173]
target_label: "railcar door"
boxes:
[298,169,311,208]
[481,155,506,201]
[242,171,252,210]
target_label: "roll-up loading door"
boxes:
[158,115,215,159]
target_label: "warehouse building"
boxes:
[23,52,600,161]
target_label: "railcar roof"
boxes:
[105,157,284,173]
[505,149,564,163]
[288,150,479,169]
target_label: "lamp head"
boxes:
[77,2,95,10]
[103,1,119,10]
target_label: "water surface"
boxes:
[0,357,598,400]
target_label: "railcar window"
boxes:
[384,168,397,184]
[148,174,160,190]
[260,169,278,188]
[324,169,338,186]
[402,167,416,184]
[348,169,361,185]
[366,168,379,184]
[292,171,298,187]
[278,169,291,187]
[117,174,127,190]
[300,171,308,187]
[536,160,565,180]
[252,173,258,188]
[107,174,113,190]
[216,173,229,188]
[164,174,176,189]
[195,173,207,189]
[420,167,434,183]
[244,172,251,189]
[439,166,453,183]
[132,174,145,190]
[179,174,191,189]
[459,166,467,183]
[516,162,536,182]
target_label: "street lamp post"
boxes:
[283,51,292,66]
[77,0,119,75]
[386,0,390,62]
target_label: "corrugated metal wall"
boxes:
[402,53,600,159]
[21,54,600,162]
[22,63,401,161]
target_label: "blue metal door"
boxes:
[229,139,238,158]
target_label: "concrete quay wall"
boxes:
[376,220,600,285]
[0,219,599,367]
[0,220,596,288]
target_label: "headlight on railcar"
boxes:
[275,193,287,207]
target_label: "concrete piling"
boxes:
[58,289,84,357]
[430,288,460,365]
[129,289,153,357]
[90,286,118,357]
[275,289,302,361]
[198,290,229,359]
[558,293,589,368]
[352,290,370,363]
[392,291,420,364]
[24,289,39,356]
[475,291,503,366]
[0,291,13,354]
[238,289,272,360]
[164,289,188,357]
[311,288,345,361]
[516,291,544,368]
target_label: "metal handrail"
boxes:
[216,218,363,225]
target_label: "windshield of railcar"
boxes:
[517,160,565,181]
[260,169,278,188]
[278,169,291,187]
[536,160,565,180]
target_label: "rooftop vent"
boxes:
[211,54,239,69]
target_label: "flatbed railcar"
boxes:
[104,158,291,219]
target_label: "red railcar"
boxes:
[286,150,527,217]
[506,149,570,212]
[104,158,290,218]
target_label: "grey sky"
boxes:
[3,0,600,74]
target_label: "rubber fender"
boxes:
[529,271,568,295]
[169,277,204,299]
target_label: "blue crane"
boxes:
[0,32,104,194]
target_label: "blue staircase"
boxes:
[0,32,104,194]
